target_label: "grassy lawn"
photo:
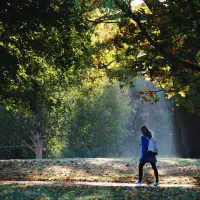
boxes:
[0,158,200,185]
[0,158,200,199]
[0,184,199,200]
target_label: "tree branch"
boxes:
[149,76,200,95]
[98,60,115,69]
[115,2,200,72]
[85,12,123,26]
[158,28,192,41]
[22,141,35,153]
[86,18,119,24]
[187,0,200,34]
[166,0,187,3]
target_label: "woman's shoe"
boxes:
[134,180,142,184]
[153,182,159,186]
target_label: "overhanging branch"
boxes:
[187,0,200,34]
[115,1,200,72]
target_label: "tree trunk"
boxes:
[173,106,200,158]
[35,146,43,159]
[26,132,43,159]
[33,133,43,159]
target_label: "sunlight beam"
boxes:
[131,0,144,7]
[131,0,166,7]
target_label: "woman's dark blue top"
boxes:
[140,135,157,163]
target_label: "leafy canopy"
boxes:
[85,0,200,113]
[0,0,92,111]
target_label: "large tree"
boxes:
[0,0,93,159]
[86,0,200,112]
[85,0,200,157]
[0,0,91,111]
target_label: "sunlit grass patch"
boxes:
[159,158,200,166]
[0,158,200,185]
[160,175,195,185]
[178,159,200,166]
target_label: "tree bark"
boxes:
[35,146,43,159]
[31,133,43,159]
[24,132,43,159]
[173,106,200,158]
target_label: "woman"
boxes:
[135,125,159,186]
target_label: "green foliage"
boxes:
[3,0,198,158]
[0,72,132,158]
[0,0,91,111]
[45,137,65,159]
[0,101,68,159]
[0,106,34,158]
[62,78,132,158]
[0,1,96,158]
[87,0,200,114]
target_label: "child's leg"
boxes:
[139,162,145,182]
[150,162,159,182]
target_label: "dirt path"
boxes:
[0,181,198,188]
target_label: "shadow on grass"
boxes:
[0,184,200,200]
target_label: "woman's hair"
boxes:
[140,125,152,137]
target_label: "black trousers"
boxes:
[139,162,159,182]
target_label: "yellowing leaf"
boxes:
[178,91,186,97]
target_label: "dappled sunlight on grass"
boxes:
[0,158,200,199]
[86,157,136,165]
[158,158,179,165]
[40,165,72,181]
[159,175,197,185]
[0,158,200,185]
